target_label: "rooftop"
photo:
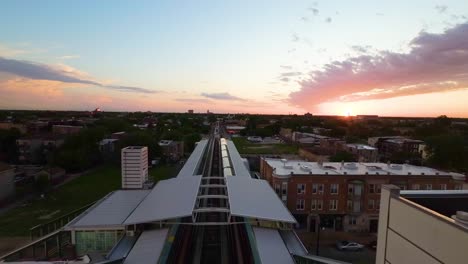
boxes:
[66,190,150,229]
[346,144,377,150]
[264,158,465,179]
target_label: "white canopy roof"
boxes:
[253,227,295,264]
[226,141,250,177]
[66,190,150,229]
[123,228,168,264]
[226,177,296,223]
[177,139,208,177]
[124,177,201,224]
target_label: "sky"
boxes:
[0,0,468,117]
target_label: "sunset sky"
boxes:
[1,0,468,117]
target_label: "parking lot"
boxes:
[297,230,376,264]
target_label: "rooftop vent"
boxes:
[452,211,468,227]
[344,163,358,170]
[300,165,311,172]
[390,164,403,170]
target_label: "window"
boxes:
[347,200,353,210]
[281,182,288,195]
[369,184,375,194]
[317,200,323,210]
[311,199,317,210]
[297,184,306,194]
[275,184,281,195]
[296,199,305,211]
[348,216,357,225]
[455,184,463,190]
[368,200,375,210]
[376,201,380,210]
[376,184,381,193]
[412,184,420,190]
[348,184,354,194]
[440,184,447,190]
[312,184,324,194]
[425,184,432,190]
[330,184,339,194]
[329,200,338,210]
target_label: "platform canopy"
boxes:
[124,228,169,264]
[225,141,251,177]
[226,177,297,224]
[253,227,295,264]
[124,176,201,224]
[66,190,150,229]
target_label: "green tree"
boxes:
[34,172,51,194]
[329,151,356,162]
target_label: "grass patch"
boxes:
[232,137,298,155]
[0,164,179,237]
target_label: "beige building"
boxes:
[121,146,149,189]
[376,185,468,264]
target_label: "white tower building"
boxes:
[121,146,149,189]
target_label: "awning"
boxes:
[226,177,296,223]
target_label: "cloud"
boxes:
[435,5,448,13]
[200,92,246,101]
[351,45,372,53]
[288,22,468,110]
[301,16,309,22]
[0,57,156,94]
[280,65,293,70]
[280,71,302,77]
[280,77,290,82]
[174,98,212,104]
[0,44,27,57]
[308,8,319,16]
[292,33,300,42]
[58,55,80,60]
[376,12,384,16]
[325,17,332,23]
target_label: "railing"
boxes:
[30,202,95,239]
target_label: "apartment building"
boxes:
[260,158,466,232]
[16,136,64,164]
[345,144,378,162]
[369,136,424,160]
[158,140,184,161]
[376,186,468,264]
[121,146,149,189]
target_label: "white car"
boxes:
[247,136,263,142]
[336,240,365,251]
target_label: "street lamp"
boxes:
[316,225,325,256]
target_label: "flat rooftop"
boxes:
[401,190,468,220]
[264,158,464,178]
[346,144,376,150]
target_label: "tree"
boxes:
[34,172,51,194]
[329,151,356,162]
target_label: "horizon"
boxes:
[1,1,468,117]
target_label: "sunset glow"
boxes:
[0,1,467,117]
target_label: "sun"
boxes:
[342,109,353,117]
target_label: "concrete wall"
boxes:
[377,185,468,264]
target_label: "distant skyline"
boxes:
[1,0,468,117]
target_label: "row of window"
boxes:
[295,183,377,195]
[290,182,462,195]
[295,199,380,211]
[296,199,338,211]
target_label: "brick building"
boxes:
[260,158,465,233]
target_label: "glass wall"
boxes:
[75,230,124,256]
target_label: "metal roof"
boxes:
[123,229,169,264]
[226,140,250,177]
[177,139,208,177]
[252,227,295,264]
[226,177,296,223]
[66,190,150,229]
[124,177,201,224]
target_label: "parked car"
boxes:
[336,240,365,251]
[368,240,377,250]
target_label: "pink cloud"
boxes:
[289,22,468,110]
